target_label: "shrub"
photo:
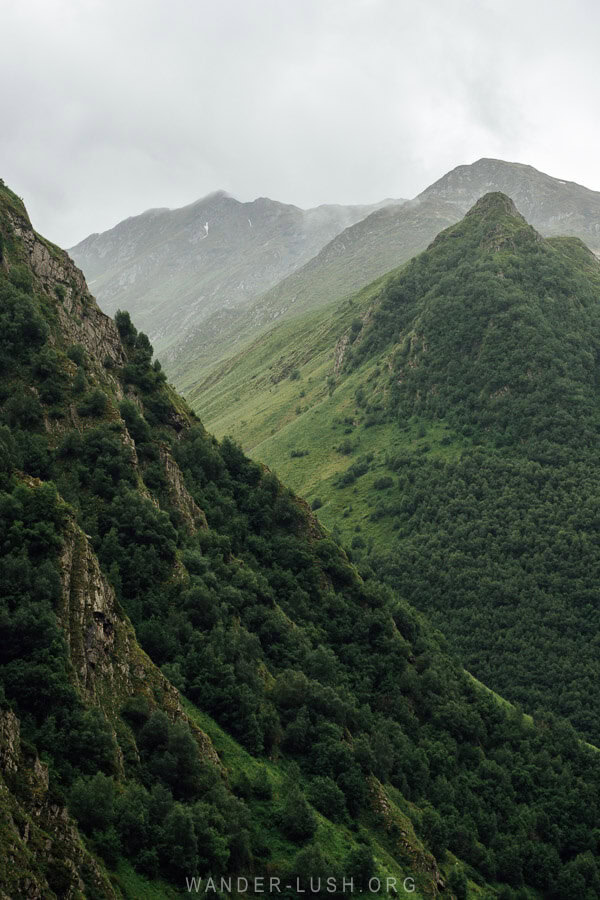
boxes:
[307,776,346,821]
[279,788,317,842]
[78,389,108,418]
[337,439,353,455]
[373,476,394,491]
[67,344,87,367]
[253,767,273,800]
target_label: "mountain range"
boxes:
[69,192,401,362]
[70,158,600,396]
[3,178,600,898]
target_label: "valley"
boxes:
[3,167,600,898]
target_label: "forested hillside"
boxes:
[196,192,600,752]
[2,180,600,899]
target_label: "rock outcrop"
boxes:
[0,708,116,900]
[7,209,127,388]
[57,519,219,766]
[159,443,208,533]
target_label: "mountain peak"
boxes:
[348,194,600,447]
[188,188,233,208]
[465,190,523,220]
[428,191,533,254]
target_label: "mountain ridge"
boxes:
[166,157,600,393]
[69,191,403,360]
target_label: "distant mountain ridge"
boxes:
[71,158,600,395]
[420,158,600,247]
[167,157,600,391]
[234,157,600,337]
[170,196,462,390]
[69,191,402,358]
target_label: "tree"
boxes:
[160,804,197,879]
[69,773,115,834]
[115,309,137,346]
[253,767,273,800]
[346,845,376,891]
[307,777,346,822]
[447,868,468,900]
[421,807,449,860]
[280,788,317,842]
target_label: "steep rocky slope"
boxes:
[0,181,222,899]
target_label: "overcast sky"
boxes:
[2,0,599,247]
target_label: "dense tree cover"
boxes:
[69,703,256,883]
[346,194,600,450]
[332,193,600,745]
[356,446,600,743]
[0,477,117,783]
[2,196,600,895]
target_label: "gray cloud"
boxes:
[1,0,599,247]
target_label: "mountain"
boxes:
[169,196,462,392]
[3,180,600,897]
[173,158,600,393]
[259,157,600,330]
[69,191,401,359]
[191,193,600,749]
[420,157,600,247]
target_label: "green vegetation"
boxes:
[3,185,600,897]
[193,194,600,753]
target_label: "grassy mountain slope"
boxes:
[69,192,401,361]
[3,180,600,898]
[192,193,600,750]
[175,158,600,393]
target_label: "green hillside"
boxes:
[3,180,600,898]
[169,158,600,394]
[191,193,600,749]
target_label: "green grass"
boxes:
[188,287,467,551]
[112,862,181,899]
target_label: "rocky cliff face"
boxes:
[0,497,221,899]
[158,443,208,533]
[0,708,115,900]
[57,517,219,763]
[7,209,127,380]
